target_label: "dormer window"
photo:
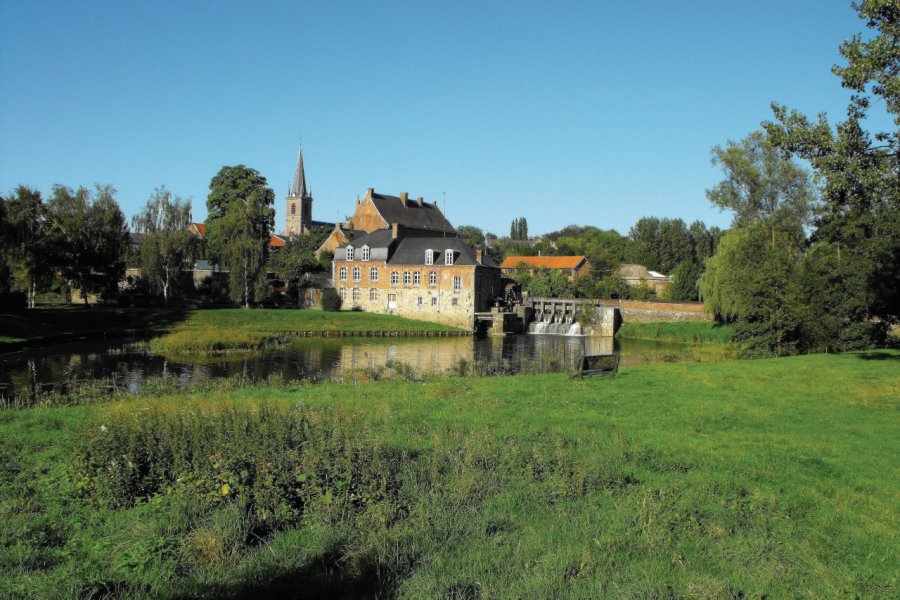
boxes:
[445,250,454,266]
[346,246,354,261]
[361,245,370,261]
[425,249,434,265]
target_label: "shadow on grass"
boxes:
[854,350,900,361]
[172,545,400,600]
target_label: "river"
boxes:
[0,334,734,400]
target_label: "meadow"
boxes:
[0,350,897,598]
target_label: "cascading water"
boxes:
[526,310,585,336]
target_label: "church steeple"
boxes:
[290,145,310,199]
[285,144,313,236]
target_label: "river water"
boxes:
[0,334,733,400]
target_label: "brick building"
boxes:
[500,255,591,280]
[333,223,501,329]
[318,187,455,255]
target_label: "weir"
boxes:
[526,298,621,337]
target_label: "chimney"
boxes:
[417,196,424,207]
[366,188,374,200]
[476,249,484,264]
[391,222,403,239]
[400,192,409,205]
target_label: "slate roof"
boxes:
[500,255,587,270]
[344,229,396,250]
[389,236,498,267]
[370,193,455,233]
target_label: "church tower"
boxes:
[285,145,313,236]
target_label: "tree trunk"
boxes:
[29,279,35,309]
[163,265,169,306]
[244,253,250,309]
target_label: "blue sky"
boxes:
[0,0,886,237]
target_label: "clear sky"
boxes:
[0,0,887,237]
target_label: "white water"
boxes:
[527,316,585,336]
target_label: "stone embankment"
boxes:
[601,300,709,323]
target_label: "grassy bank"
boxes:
[617,321,735,344]
[1,351,897,598]
[148,309,463,354]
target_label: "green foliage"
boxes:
[205,166,275,307]
[132,186,195,304]
[46,184,129,303]
[321,288,342,312]
[509,216,528,240]
[628,217,721,274]
[2,186,54,307]
[268,226,331,299]
[516,266,573,298]
[455,225,485,250]
[706,130,815,238]
[765,0,899,324]
[666,260,703,301]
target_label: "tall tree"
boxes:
[765,0,899,322]
[132,186,194,305]
[706,130,815,245]
[5,186,55,307]
[47,184,129,304]
[206,166,275,307]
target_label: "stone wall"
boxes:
[602,300,709,323]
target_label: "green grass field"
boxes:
[1,351,897,598]
[617,321,735,345]
[148,309,463,354]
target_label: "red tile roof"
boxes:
[500,255,587,270]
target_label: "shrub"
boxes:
[321,288,342,312]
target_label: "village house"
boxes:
[318,187,455,255]
[618,263,671,294]
[333,223,501,329]
[499,255,591,280]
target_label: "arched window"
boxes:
[291,203,296,215]
[346,246,354,261]
[361,246,370,261]
[425,250,433,265]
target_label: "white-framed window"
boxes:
[413,271,420,286]
[390,271,399,285]
[370,267,378,282]
[431,296,438,307]
[387,293,397,309]
[346,246,354,261]
[352,266,361,282]
[445,250,454,266]
[352,288,360,304]
[417,296,424,306]
[369,288,378,301]
[361,246,370,261]
[429,271,437,286]
[339,266,347,281]
[425,250,433,265]
[339,287,347,301]
[403,271,411,285]
[453,276,462,291]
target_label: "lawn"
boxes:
[148,309,463,354]
[0,351,896,598]
[617,320,735,344]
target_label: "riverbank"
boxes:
[0,306,189,350]
[617,321,735,345]
[0,307,463,354]
[1,351,896,598]
[147,309,464,354]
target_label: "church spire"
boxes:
[290,145,309,199]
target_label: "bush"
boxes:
[321,288,342,311]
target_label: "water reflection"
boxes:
[0,334,733,399]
